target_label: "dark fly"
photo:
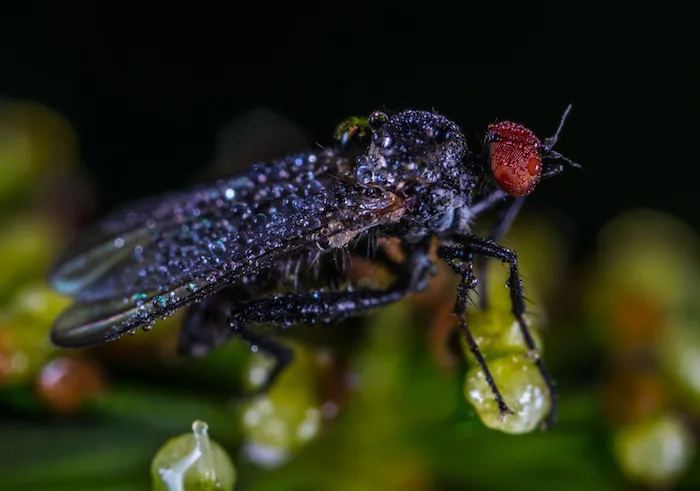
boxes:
[49,106,577,429]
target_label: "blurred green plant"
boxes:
[613,413,695,488]
[0,100,77,207]
[585,209,700,488]
[1,99,700,491]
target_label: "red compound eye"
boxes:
[486,121,543,197]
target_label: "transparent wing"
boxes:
[50,150,406,348]
[49,151,331,297]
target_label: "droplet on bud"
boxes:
[151,420,236,491]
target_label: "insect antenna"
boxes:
[542,104,581,169]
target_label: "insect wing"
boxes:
[49,188,213,296]
[50,151,406,348]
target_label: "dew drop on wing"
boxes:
[304,180,325,197]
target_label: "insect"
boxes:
[49,105,577,428]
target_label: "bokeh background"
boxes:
[2,4,693,491]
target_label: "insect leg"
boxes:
[437,246,515,419]
[178,285,295,399]
[476,196,526,309]
[229,286,409,396]
[441,235,558,430]
[230,241,434,395]
[178,287,252,358]
[468,189,507,216]
[230,321,295,397]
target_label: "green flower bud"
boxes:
[1,283,69,386]
[239,341,323,467]
[591,209,699,312]
[0,217,62,301]
[462,307,544,358]
[240,387,322,468]
[0,100,77,204]
[613,413,695,488]
[242,340,316,393]
[151,420,236,491]
[659,319,700,413]
[464,354,551,434]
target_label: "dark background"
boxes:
[1,4,681,256]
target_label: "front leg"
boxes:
[476,196,526,309]
[438,247,515,419]
[439,235,558,429]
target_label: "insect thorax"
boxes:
[351,110,480,238]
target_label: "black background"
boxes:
[1,4,683,257]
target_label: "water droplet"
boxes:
[247,245,265,258]
[254,189,269,201]
[380,135,392,148]
[355,154,369,166]
[368,111,387,128]
[304,180,324,196]
[208,240,226,253]
[153,296,168,309]
[316,239,331,251]
[307,216,322,229]
[131,292,148,304]
[422,168,438,182]
[224,188,235,199]
[355,166,373,185]
[283,195,302,210]
[192,419,209,436]
[328,220,342,233]
[253,213,269,226]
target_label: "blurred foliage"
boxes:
[1,98,700,490]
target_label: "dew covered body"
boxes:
[49,106,575,429]
[50,110,477,348]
